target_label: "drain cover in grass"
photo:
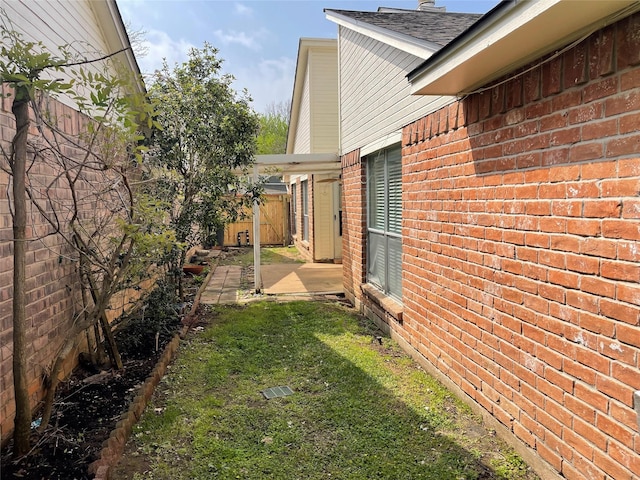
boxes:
[261,386,294,399]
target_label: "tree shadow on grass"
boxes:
[125,301,533,480]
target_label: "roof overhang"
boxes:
[408,0,640,96]
[286,38,337,154]
[255,153,340,175]
[89,0,145,95]
[324,9,440,59]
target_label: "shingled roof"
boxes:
[325,9,482,47]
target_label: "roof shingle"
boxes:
[326,9,482,47]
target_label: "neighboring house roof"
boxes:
[408,0,640,95]
[328,9,481,47]
[325,8,481,58]
[255,153,340,175]
[263,182,289,195]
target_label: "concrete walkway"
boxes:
[200,262,343,305]
[200,265,243,304]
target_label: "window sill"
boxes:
[361,284,403,324]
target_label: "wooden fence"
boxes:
[224,194,290,246]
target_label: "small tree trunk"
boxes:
[11,93,32,456]
[84,329,95,363]
[78,245,108,367]
[94,322,107,366]
[99,311,123,370]
[38,333,81,432]
[81,258,123,370]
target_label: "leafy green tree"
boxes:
[256,100,290,154]
[148,43,261,296]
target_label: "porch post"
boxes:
[253,165,261,293]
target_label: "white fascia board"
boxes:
[89,0,145,94]
[325,10,439,60]
[410,0,640,96]
[409,0,539,94]
[286,39,309,154]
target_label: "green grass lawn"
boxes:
[119,301,537,480]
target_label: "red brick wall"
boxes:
[341,150,366,307]
[344,12,640,480]
[308,176,315,261]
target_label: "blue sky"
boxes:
[118,0,500,114]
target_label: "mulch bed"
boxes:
[1,276,200,480]
[1,355,161,480]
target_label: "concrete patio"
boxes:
[200,261,343,305]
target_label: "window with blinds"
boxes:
[366,145,402,302]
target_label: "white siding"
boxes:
[309,49,338,154]
[3,1,130,108]
[292,67,312,154]
[313,180,334,261]
[339,26,453,154]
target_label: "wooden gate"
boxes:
[224,194,290,246]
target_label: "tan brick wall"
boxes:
[344,12,640,480]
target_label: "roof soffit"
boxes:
[409,0,640,96]
[87,0,145,94]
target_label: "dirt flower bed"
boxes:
[2,355,162,480]
[0,276,199,480]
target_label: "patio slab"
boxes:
[261,263,343,295]
[201,262,343,305]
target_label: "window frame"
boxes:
[366,145,402,302]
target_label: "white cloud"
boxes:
[234,57,296,113]
[212,29,267,51]
[118,0,161,22]
[234,3,253,16]
[137,29,195,76]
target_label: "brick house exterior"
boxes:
[342,8,640,480]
